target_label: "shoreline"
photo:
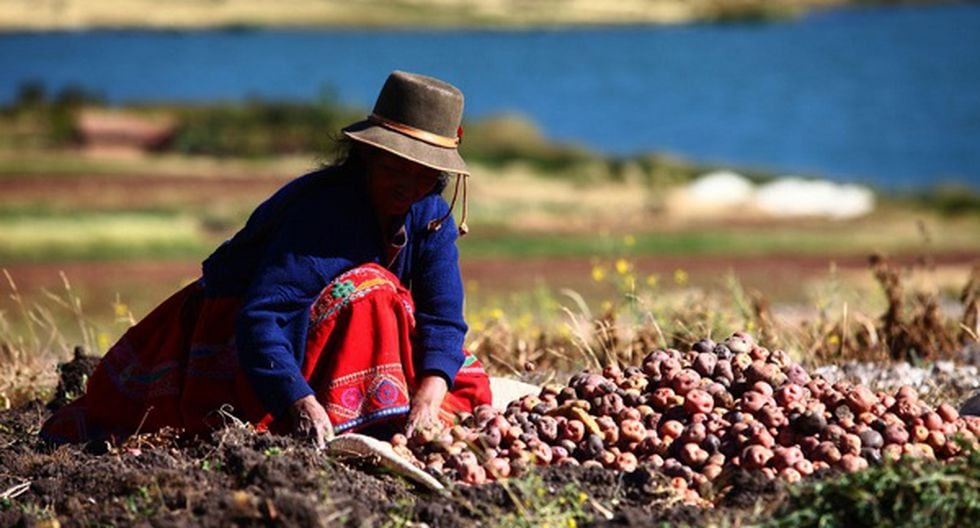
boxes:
[0,1,925,33]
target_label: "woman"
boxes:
[41,71,492,447]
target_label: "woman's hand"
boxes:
[406,374,449,437]
[288,394,334,449]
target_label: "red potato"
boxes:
[615,452,638,472]
[927,430,946,450]
[839,433,862,455]
[702,463,723,481]
[812,442,842,464]
[531,442,553,465]
[846,386,876,414]
[784,364,811,386]
[459,461,487,485]
[693,353,718,377]
[771,446,804,470]
[684,389,714,415]
[895,385,918,402]
[883,444,903,461]
[617,407,642,423]
[660,420,684,439]
[937,403,959,423]
[741,391,771,413]
[794,459,814,476]
[560,419,586,443]
[619,419,646,444]
[680,443,709,468]
[651,387,677,411]
[485,457,511,479]
[838,454,868,473]
[740,445,773,470]
[923,412,944,431]
[672,369,702,396]
[759,406,787,429]
[883,424,910,445]
[912,424,929,443]
[749,426,776,449]
[394,331,972,499]
[681,422,708,444]
[752,381,774,397]
[780,467,802,483]
[776,384,806,407]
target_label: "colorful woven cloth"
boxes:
[41,264,491,444]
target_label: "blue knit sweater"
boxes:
[201,166,467,418]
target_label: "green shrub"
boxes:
[766,445,980,528]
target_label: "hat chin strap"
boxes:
[427,173,469,236]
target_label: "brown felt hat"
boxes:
[342,70,468,176]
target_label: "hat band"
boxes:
[368,113,459,149]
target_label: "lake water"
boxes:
[2,4,979,191]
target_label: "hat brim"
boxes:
[342,120,469,176]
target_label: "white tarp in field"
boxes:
[680,172,875,219]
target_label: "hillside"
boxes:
[0,0,880,30]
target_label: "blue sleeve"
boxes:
[235,251,354,418]
[412,210,468,387]
[202,171,324,296]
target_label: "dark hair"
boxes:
[324,135,450,195]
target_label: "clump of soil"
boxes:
[46,346,100,411]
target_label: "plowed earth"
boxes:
[0,356,779,527]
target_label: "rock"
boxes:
[960,392,980,417]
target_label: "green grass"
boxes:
[460,221,980,259]
[1,211,977,263]
[0,212,210,262]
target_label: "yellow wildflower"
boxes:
[591,264,607,283]
[490,308,504,320]
[615,259,630,275]
[113,302,130,318]
[97,332,111,352]
[645,274,659,288]
[673,268,689,286]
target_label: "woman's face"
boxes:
[364,148,441,217]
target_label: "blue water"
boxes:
[2,4,979,191]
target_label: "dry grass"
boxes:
[466,254,978,391]
[0,0,851,30]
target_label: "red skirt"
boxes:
[41,264,492,444]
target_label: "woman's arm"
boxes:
[412,211,468,386]
[407,207,468,433]
[236,251,353,445]
[202,170,327,296]
[235,253,320,417]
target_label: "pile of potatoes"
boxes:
[391,332,980,501]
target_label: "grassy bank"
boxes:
[0,0,864,31]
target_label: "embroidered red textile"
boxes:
[40,264,491,444]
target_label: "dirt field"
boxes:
[0,351,779,527]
